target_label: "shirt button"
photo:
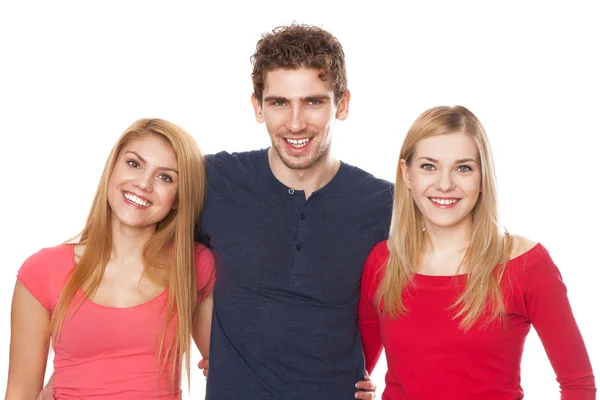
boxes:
[296,244,302,251]
[288,188,295,194]
[300,211,306,219]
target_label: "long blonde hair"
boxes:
[376,106,513,330]
[51,118,205,390]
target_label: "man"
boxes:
[198,24,392,399]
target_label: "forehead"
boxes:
[263,67,333,97]
[413,132,478,160]
[120,135,177,166]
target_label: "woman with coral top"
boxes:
[5,119,215,399]
[359,106,595,399]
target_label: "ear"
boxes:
[400,159,411,189]
[251,93,264,123]
[335,90,351,121]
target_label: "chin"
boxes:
[427,217,470,230]
[281,156,315,170]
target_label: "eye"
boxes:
[307,99,321,106]
[127,159,141,169]
[420,163,436,171]
[158,174,173,183]
[457,165,472,172]
[271,100,286,107]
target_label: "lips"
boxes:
[430,197,459,205]
[428,197,461,208]
[284,137,311,149]
[123,191,152,207]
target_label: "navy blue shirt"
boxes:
[197,149,393,399]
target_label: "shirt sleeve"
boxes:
[16,248,54,311]
[194,154,215,245]
[525,248,596,399]
[359,242,386,375]
[194,243,215,302]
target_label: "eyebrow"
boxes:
[263,95,332,103]
[125,151,179,173]
[417,157,477,164]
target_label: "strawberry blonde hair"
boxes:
[51,118,206,391]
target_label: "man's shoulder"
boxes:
[340,162,394,197]
[205,149,266,181]
[207,149,265,165]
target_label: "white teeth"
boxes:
[431,198,458,205]
[286,138,310,148]
[124,192,151,207]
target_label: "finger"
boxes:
[355,380,376,391]
[354,391,375,400]
[42,388,52,400]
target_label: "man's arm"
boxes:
[192,289,213,378]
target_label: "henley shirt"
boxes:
[197,149,393,399]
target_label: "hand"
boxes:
[198,358,209,378]
[37,376,55,400]
[354,370,376,399]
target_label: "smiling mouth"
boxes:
[123,191,152,207]
[285,138,311,148]
[429,197,460,206]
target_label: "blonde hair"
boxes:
[51,118,205,391]
[376,106,513,330]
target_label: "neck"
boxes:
[109,217,156,263]
[424,216,472,255]
[268,147,340,199]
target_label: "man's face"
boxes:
[252,67,349,170]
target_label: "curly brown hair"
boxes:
[251,24,348,104]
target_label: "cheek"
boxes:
[161,187,179,209]
[108,164,133,186]
[264,112,285,129]
[464,175,482,196]
[309,109,332,129]
[409,172,432,194]
[266,120,285,137]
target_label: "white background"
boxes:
[1,1,598,398]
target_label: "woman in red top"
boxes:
[359,106,595,399]
[6,119,215,399]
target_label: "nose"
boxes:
[134,171,153,192]
[435,170,455,192]
[286,104,308,133]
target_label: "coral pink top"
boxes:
[359,241,596,400]
[17,243,215,400]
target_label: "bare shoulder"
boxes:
[509,235,538,260]
[73,243,86,262]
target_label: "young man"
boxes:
[198,24,392,399]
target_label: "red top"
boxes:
[17,243,215,400]
[359,241,596,400]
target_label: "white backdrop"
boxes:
[1,1,598,398]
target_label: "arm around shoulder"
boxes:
[359,242,387,375]
[192,289,213,360]
[192,244,215,359]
